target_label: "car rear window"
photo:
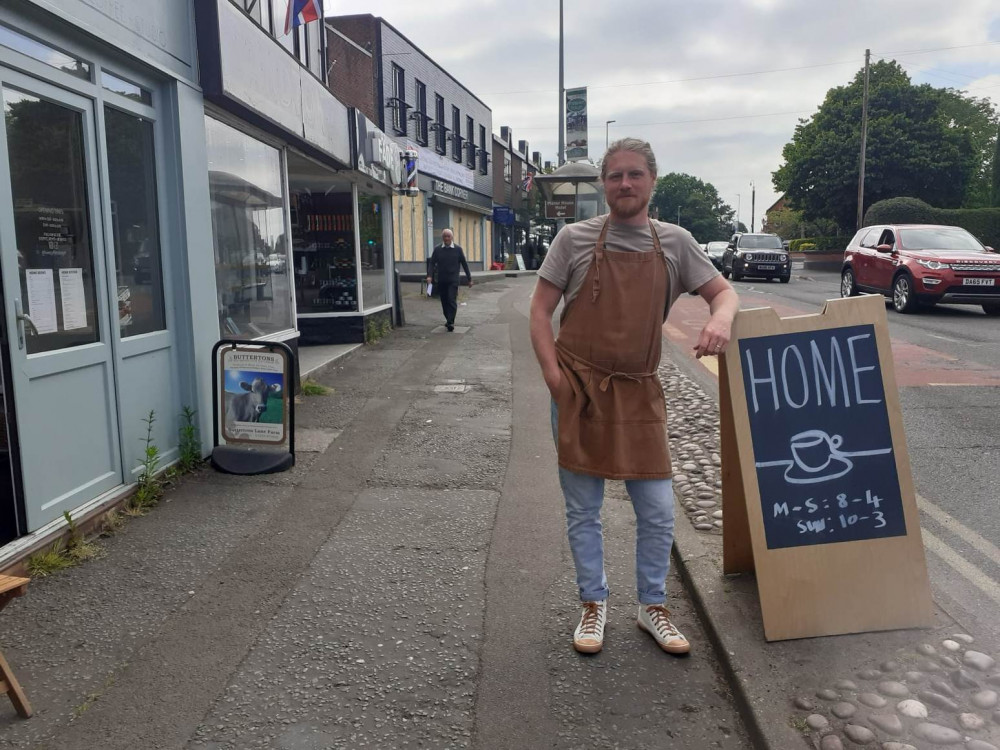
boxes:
[897,228,985,252]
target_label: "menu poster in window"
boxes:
[220,347,288,445]
[59,268,88,330]
[25,269,58,334]
[719,295,932,641]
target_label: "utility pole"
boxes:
[558,0,565,166]
[750,180,756,232]
[676,205,681,225]
[735,193,741,232]
[605,119,615,150]
[857,48,870,231]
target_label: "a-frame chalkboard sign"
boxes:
[720,295,933,641]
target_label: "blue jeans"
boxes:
[550,400,675,605]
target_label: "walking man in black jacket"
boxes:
[426,228,473,331]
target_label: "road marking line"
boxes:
[917,493,1000,567]
[922,528,1000,608]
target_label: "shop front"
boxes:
[417,174,492,273]
[292,110,398,345]
[196,0,354,354]
[0,1,217,557]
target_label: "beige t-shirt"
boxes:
[538,216,720,319]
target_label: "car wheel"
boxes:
[722,264,730,279]
[732,266,742,282]
[892,274,919,314]
[840,268,858,298]
[983,304,1000,316]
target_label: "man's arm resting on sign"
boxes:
[693,275,739,359]
[530,277,564,396]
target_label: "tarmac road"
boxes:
[671,268,1000,645]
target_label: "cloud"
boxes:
[331,0,1000,232]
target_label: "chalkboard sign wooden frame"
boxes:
[719,295,932,641]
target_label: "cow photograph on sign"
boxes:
[220,348,287,445]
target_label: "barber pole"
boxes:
[402,149,419,195]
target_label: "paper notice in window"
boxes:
[59,268,87,330]
[25,269,58,334]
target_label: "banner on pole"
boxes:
[565,87,588,162]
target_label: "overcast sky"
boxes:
[329,0,1000,233]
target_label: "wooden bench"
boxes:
[0,575,31,718]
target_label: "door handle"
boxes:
[13,300,37,350]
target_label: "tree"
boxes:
[993,123,1000,208]
[762,207,839,239]
[933,89,1000,208]
[773,61,981,232]
[650,172,736,241]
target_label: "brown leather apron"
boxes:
[554,218,671,480]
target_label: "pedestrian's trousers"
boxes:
[550,399,675,604]
[438,281,459,326]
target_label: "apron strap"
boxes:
[592,218,610,302]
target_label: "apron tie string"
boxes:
[556,344,656,392]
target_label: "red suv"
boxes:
[840,224,1000,315]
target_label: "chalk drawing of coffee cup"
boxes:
[790,430,844,473]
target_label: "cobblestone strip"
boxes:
[658,357,724,534]
[792,636,1000,749]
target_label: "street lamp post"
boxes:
[750,180,756,233]
[676,205,681,225]
[605,119,616,150]
[735,193,741,232]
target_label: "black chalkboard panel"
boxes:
[738,323,906,550]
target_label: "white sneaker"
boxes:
[637,604,690,654]
[573,600,607,653]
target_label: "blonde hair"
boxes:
[601,138,657,179]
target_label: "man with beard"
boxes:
[530,138,738,655]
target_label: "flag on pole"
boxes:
[520,171,534,193]
[284,0,322,36]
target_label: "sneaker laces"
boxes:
[578,601,604,636]
[646,605,680,638]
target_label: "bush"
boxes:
[863,198,1000,249]
[788,236,848,252]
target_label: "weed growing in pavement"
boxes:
[364,315,392,344]
[300,378,331,396]
[26,543,73,578]
[788,715,809,733]
[127,410,162,515]
[178,406,201,471]
[100,508,125,536]
[62,511,102,563]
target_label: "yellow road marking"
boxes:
[922,528,1000,608]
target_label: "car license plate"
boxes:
[963,278,996,286]
[758,265,776,271]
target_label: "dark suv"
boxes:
[722,233,790,282]
[840,224,1000,315]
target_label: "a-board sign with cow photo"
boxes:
[719,294,932,642]
[211,340,295,475]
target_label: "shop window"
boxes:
[101,70,152,105]
[414,80,428,145]
[290,189,358,314]
[358,193,387,310]
[105,106,165,337]
[479,125,488,174]
[434,94,446,155]
[205,117,293,338]
[451,105,462,163]
[0,23,91,80]
[3,87,99,354]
